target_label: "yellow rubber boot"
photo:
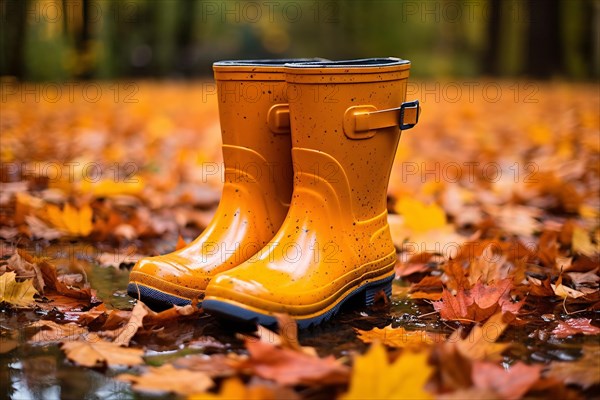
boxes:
[128,59,318,308]
[203,58,420,327]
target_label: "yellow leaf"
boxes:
[46,204,67,231]
[355,326,437,349]
[79,204,93,236]
[63,203,80,235]
[42,203,93,237]
[118,364,213,395]
[0,272,37,307]
[341,343,432,400]
[79,178,145,196]
[527,123,552,145]
[395,197,447,233]
[572,227,598,257]
[189,377,280,400]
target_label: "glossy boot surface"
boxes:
[203,58,420,327]
[128,59,317,308]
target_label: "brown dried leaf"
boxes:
[29,320,88,343]
[61,338,144,367]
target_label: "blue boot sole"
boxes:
[127,283,195,310]
[202,275,393,329]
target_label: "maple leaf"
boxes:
[118,364,213,395]
[546,345,600,389]
[61,338,144,367]
[433,279,523,322]
[468,244,509,286]
[355,325,441,349]
[0,272,37,307]
[451,312,510,361]
[241,338,349,386]
[572,226,598,256]
[472,361,542,400]
[44,203,93,236]
[395,197,447,232]
[552,318,600,338]
[409,275,444,301]
[189,377,298,400]
[341,343,432,400]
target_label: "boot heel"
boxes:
[364,276,393,306]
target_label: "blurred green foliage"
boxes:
[0,0,597,80]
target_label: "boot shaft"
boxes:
[212,59,318,206]
[285,58,416,221]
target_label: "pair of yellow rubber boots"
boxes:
[128,58,420,328]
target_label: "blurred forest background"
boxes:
[1,0,598,81]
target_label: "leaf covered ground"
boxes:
[0,81,599,399]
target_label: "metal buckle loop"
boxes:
[399,100,420,131]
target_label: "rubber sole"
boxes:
[126,282,200,310]
[202,275,393,329]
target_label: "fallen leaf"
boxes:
[29,320,88,343]
[241,338,349,386]
[44,203,93,236]
[552,318,600,338]
[189,377,297,400]
[572,226,598,256]
[546,345,600,389]
[61,338,144,367]
[118,364,213,395]
[18,250,92,301]
[433,279,523,322]
[341,343,432,400]
[0,271,37,307]
[355,325,441,349]
[551,273,593,299]
[395,197,447,232]
[25,215,63,240]
[173,354,237,378]
[452,312,510,361]
[472,361,542,400]
[106,301,148,346]
[6,251,45,293]
[566,268,600,289]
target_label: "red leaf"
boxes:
[472,361,542,400]
[552,318,600,339]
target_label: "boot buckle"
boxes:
[399,100,420,131]
[343,99,421,139]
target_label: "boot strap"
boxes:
[343,100,421,139]
[267,104,290,135]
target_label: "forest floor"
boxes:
[0,80,599,399]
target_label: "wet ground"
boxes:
[1,241,598,400]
